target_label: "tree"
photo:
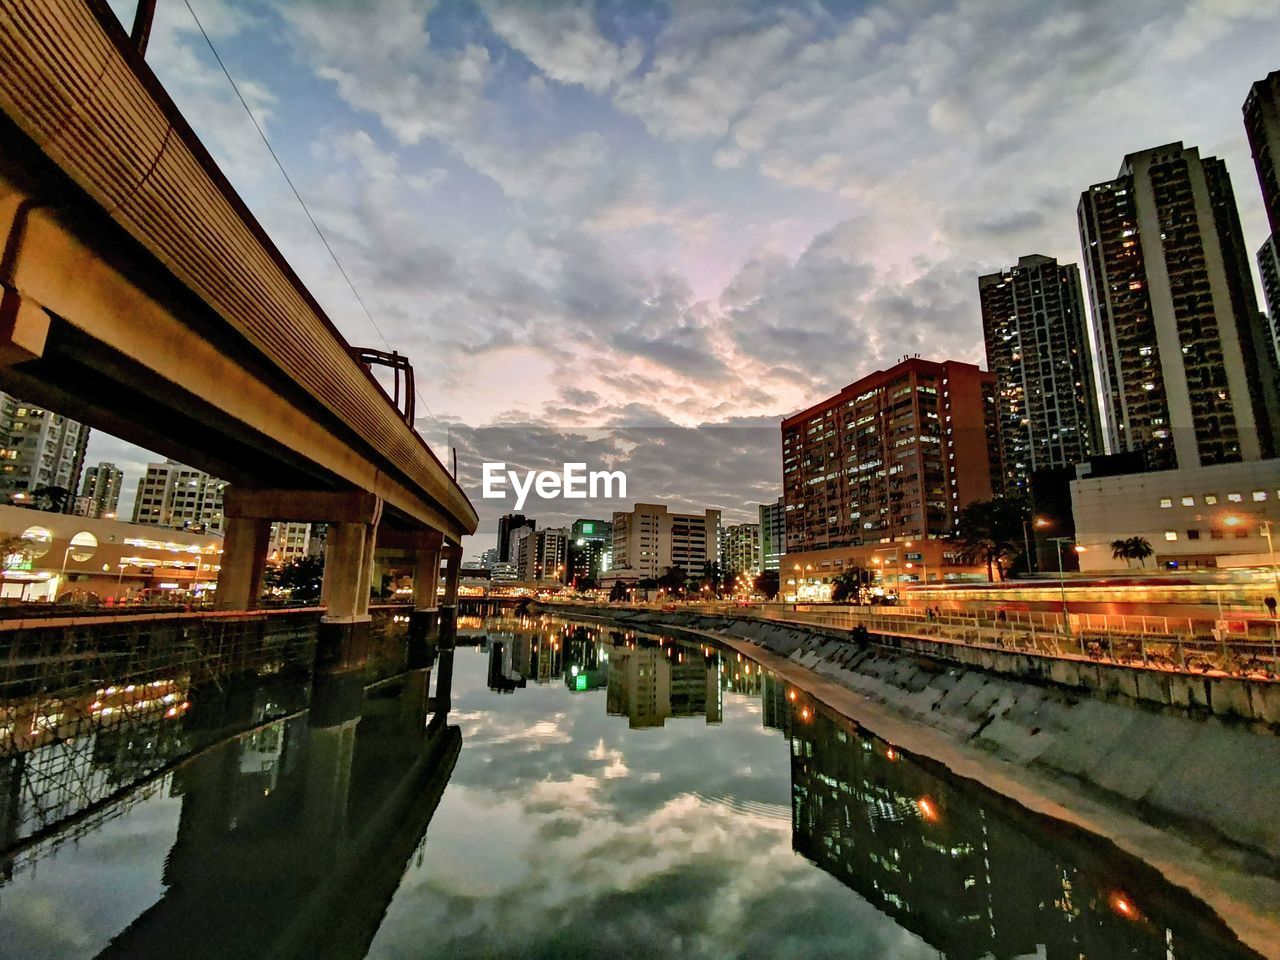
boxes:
[28,485,70,513]
[754,569,780,600]
[1110,536,1154,569]
[954,496,1029,582]
[831,566,868,604]
[608,580,630,603]
[657,566,687,591]
[575,574,598,591]
[262,555,324,603]
[702,560,723,596]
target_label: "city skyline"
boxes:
[76,0,1280,546]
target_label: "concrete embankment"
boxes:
[547,604,1280,872]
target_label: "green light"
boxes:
[575,674,588,691]
[583,522,594,534]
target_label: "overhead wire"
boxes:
[180,0,445,435]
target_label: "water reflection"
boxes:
[0,615,1264,959]
[469,616,1259,960]
[2,633,459,960]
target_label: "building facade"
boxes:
[268,522,314,564]
[1244,70,1280,237]
[719,522,760,578]
[132,460,227,534]
[979,255,1101,490]
[568,518,612,584]
[511,525,569,582]
[0,393,90,511]
[1260,234,1280,363]
[758,497,785,572]
[1071,458,1280,572]
[782,357,1002,553]
[77,461,123,519]
[610,503,722,580]
[496,513,534,563]
[1078,142,1279,470]
[0,503,221,602]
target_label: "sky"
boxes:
[87,0,1280,553]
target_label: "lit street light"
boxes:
[1049,536,1084,641]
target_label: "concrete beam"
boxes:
[224,488,382,525]
[214,516,271,611]
[0,285,48,366]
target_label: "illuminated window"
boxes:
[1228,493,1243,502]
[1204,494,1218,505]
[1253,491,1267,502]
[1180,496,1194,506]
[1159,498,1173,509]
[1164,531,1177,541]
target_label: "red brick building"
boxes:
[780,357,1003,595]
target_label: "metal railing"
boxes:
[559,599,1280,682]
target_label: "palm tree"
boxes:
[1110,536,1154,569]
[954,496,1029,581]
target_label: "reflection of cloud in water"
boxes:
[367,648,935,960]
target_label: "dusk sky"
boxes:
[92,0,1280,550]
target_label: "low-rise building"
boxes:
[1071,458,1280,572]
[0,503,221,602]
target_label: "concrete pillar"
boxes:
[438,543,462,649]
[409,530,444,654]
[214,516,271,610]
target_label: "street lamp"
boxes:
[1023,517,1051,574]
[1049,536,1082,640]
[1224,513,1280,614]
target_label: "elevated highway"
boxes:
[0,1,475,641]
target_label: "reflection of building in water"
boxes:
[94,663,460,960]
[485,637,527,694]
[604,637,720,729]
[787,696,1250,959]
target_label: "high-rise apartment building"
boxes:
[1260,235,1280,361]
[979,255,1101,489]
[511,525,569,582]
[782,358,1002,555]
[77,461,123,518]
[496,513,534,563]
[611,503,721,580]
[268,522,314,563]
[0,393,90,511]
[757,497,785,572]
[1246,72,1280,372]
[1078,142,1279,470]
[719,523,760,577]
[132,460,227,533]
[568,518,612,584]
[1244,70,1280,236]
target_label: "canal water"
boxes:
[0,615,1262,959]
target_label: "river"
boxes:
[0,614,1261,959]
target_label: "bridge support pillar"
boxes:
[214,516,271,611]
[409,530,444,663]
[317,512,382,675]
[438,544,462,650]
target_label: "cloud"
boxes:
[480,0,644,93]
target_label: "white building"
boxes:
[0,393,90,510]
[511,525,569,582]
[611,503,721,580]
[758,497,785,572]
[1071,459,1280,572]
[132,460,227,534]
[269,522,314,563]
